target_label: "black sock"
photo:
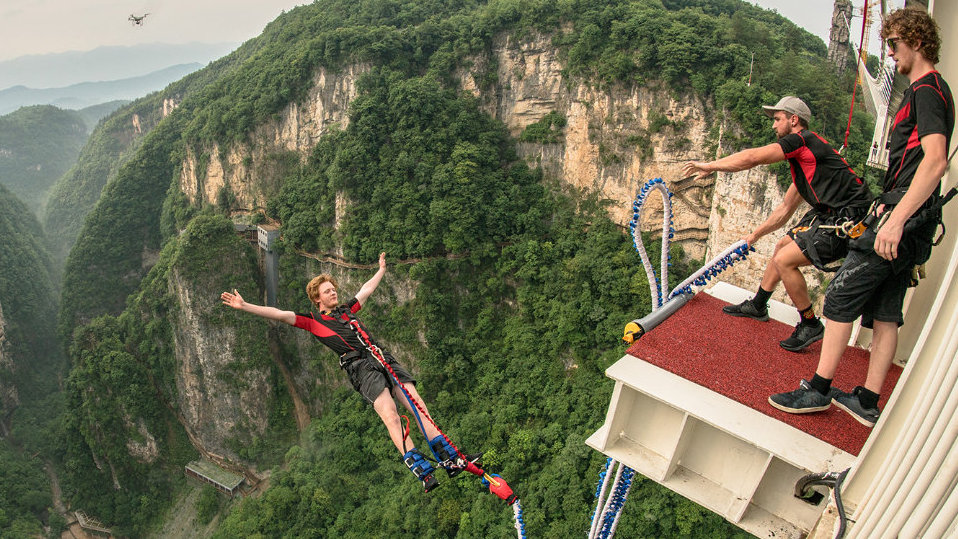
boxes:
[797,305,817,325]
[857,387,880,409]
[810,374,832,396]
[753,286,772,307]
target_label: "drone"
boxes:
[129,13,150,26]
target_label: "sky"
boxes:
[0,0,309,62]
[0,0,891,63]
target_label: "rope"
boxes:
[591,177,754,537]
[629,178,674,309]
[346,318,526,536]
[513,499,527,539]
[843,0,870,150]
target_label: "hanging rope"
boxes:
[594,178,755,535]
[622,178,753,344]
[842,0,870,151]
[628,177,674,310]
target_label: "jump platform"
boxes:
[587,283,901,538]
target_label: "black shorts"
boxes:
[342,352,416,404]
[786,212,850,269]
[822,247,911,328]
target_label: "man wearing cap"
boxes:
[769,7,953,427]
[683,96,872,352]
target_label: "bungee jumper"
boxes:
[221,252,479,491]
[221,252,523,531]
[683,95,874,352]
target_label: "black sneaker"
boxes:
[769,379,834,414]
[780,319,825,352]
[832,387,880,427]
[722,299,769,321]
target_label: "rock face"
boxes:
[180,34,719,257]
[178,64,369,213]
[462,32,716,255]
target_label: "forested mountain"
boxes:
[28,0,875,537]
[0,184,64,537]
[0,105,87,216]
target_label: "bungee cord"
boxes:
[592,178,754,537]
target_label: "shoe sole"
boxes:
[722,308,769,322]
[779,329,825,352]
[832,399,877,427]
[768,397,831,414]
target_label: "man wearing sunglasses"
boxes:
[769,7,954,427]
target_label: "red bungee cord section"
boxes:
[843,0,870,151]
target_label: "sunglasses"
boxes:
[886,37,902,52]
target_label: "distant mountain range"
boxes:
[0,63,202,115]
[0,42,238,89]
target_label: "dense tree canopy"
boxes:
[0,105,87,216]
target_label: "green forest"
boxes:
[0,106,88,216]
[0,184,64,537]
[0,0,882,537]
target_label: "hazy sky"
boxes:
[0,0,308,61]
[1,0,891,63]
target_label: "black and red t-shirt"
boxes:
[293,297,379,356]
[777,130,872,215]
[884,70,955,194]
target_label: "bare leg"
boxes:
[771,237,813,309]
[816,317,854,380]
[760,237,787,291]
[865,321,898,393]
[393,384,441,440]
[372,389,409,454]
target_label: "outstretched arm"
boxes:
[682,142,786,180]
[221,289,296,325]
[355,252,387,305]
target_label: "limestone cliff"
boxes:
[169,264,273,462]
[179,34,718,257]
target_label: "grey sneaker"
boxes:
[769,380,834,414]
[722,299,769,321]
[780,319,825,352]
[832,387,880,427]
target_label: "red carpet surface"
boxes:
[625,293,902,456]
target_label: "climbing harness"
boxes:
[622,178,752,343]
[343,314,526,538]
[592,178,753,538]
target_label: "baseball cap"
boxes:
[762,96,812,123]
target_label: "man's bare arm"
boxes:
[221,289,296,325]
[355,252,387,305]
[745,184,803,246]
[682,142,787,180]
